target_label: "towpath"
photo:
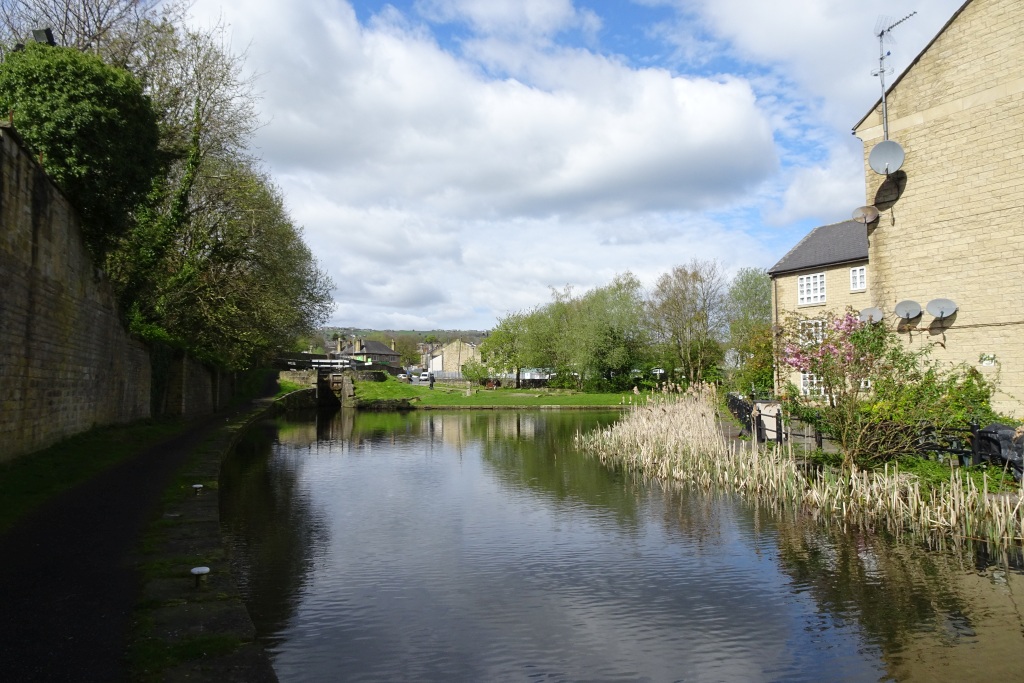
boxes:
[0,403,268,681]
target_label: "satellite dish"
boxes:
[926,298,958,318]
[859,307,884,323]
[852,205,880,224]
[869,140,905,175]
[894,300,921,319]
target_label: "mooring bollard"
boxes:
[191,566,210,588]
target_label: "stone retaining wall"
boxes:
[0,126,151,461]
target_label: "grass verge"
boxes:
[356,375,632,407]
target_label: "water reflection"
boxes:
[220,415,329,644]
[221,409,1024,682]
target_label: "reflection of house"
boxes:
[424,339,482,375]
[772,0,1024,416]
[769,220,869,395]
[338,338,401,366]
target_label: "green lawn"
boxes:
[355,376,632,407]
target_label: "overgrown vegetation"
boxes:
[0,1,334,370]
[778,310,1002,469]
[577,385,1024,548]
[0,42,159,256]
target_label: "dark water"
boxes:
[221,409,1024,682]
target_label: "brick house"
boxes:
[771,0,1024,416]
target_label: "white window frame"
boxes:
[801,373,824,397]
[850,266,866,292]
[800,319,825,345]
[798,272,826,305]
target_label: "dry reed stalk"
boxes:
[576,385,1024,548]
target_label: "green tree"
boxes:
[725,267,773,395]
[114,159,333,368]
[480,311,530,388]
[516,274,650,391]
[0,42,159,256]
[648,259,726,385]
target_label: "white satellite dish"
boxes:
[852,205,880,224]
[859,307,884,323]
[869,140,905,175]
[926,298,958,318]
[894,300,921,319]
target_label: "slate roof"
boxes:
[340,340,400,357]
[768,220,868,276]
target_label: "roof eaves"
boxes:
[768,256,869,277]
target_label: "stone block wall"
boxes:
[162,354,229,417]
[0,126,151,461]
[854,0,1024,416]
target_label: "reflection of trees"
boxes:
[475,411,643,525]
[220,419,328,643]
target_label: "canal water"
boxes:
[221,409,1024,682]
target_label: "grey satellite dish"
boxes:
[859,307,884,323]
[926,298,958,318]
[894,300,921,319]
[869,139,905,175]
[852,205,880,224]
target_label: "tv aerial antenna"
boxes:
[873,12,916,141]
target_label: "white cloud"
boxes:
[185,0,966,330]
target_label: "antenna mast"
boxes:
[874,12,916,140]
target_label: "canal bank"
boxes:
[0,399,281,682]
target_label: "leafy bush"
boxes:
[779,310,999,469]
[0,43,159,257]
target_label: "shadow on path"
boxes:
[0,405,257,681]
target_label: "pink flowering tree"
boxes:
[777,309,996,469]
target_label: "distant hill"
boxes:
[325,328,488,345]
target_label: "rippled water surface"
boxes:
[221,409,1024,682]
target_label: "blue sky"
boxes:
[187,0,965,330]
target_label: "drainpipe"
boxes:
[772,275,780,397]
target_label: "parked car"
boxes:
[397,373,409,380]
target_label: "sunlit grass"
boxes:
[576,384,1024,548]
[355,375,631,407]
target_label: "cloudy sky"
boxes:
[186,0,964,331]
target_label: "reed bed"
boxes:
[577,385,1024,548]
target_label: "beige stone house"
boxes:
[424,339,482,376]
[768,220,870,396]
[772,0,1024,416]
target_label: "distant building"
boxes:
[338,338,401,366]
[425,339,482,376]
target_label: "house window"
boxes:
[800,320,825,345]
[798,272,826,305]
[801,373,824,397]
[850,266,866,292]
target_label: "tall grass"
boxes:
[576,384,1024,549]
